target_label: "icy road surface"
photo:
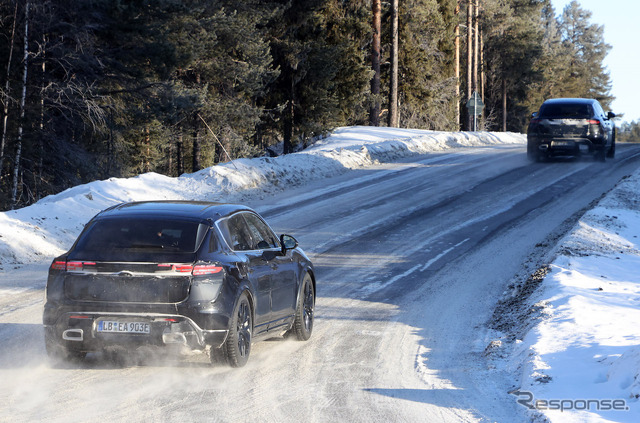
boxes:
[2,143,640,422]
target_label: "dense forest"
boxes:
[0,0,614,210]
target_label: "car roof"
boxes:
[542,98,598,105]
[95,201,255,222]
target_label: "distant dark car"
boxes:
[43,201,315,367]
[527,98,616,161]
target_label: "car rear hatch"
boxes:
[62,261,194,303]
[541,118,589,138]
[60,216,210,304]
[534,101,595,140]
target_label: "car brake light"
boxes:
[55,261,96,271]
[50,261,66,271]
[192,265,223,276]
[174,264,193,273]
[588,119,600,125]
[66,261,83,271]
[158,263,223,275]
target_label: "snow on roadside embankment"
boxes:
[500,171,640,422]
[0,126,524,266]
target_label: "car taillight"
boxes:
[173,264,193,273]
[50,261,66,271]
[66,261,96,271]
[157,263,223,275]
[588,119,600,125]
[192,265,223,276]
[50,261,96,271]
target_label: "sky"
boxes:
[551,0,640,122]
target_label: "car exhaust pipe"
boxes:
[63,328,84,342]
[162,331,188,345]
[538,144,549,151]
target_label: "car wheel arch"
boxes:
[239,287,256,332]
[296,269,315,308]
[307,269,316,297]
[290,270,315,340]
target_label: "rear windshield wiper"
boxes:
[128,244,181,251]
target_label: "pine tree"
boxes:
[481,0,544,131]
[558,0,613,107]
[263,0,370,152]
[397,0,457,130]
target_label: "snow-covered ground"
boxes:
[494,169,640,422]
[1,125,639,422]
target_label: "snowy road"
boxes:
[2,143,640,422]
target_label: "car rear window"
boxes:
[539,103,593,119]
[70,218,208,261]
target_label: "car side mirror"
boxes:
[607,111,616,120]
[280,234,298,255]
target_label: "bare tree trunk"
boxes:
[11,0,30,210]
[107,108,114,175]
[167,141,173,175]
[480,29,485,103]
[466,0,472,131]
[192,71,202,169]
[176,133,183,175]
[144,126,151,173]
[388,0,399,128]
[454,1,460,130]
[37,33,46,200]
[480,27,485,130]
[283,72,294,154]
[0,2,18,179]
[192,115,201,171]
[370,0,382,127]
[502,78,507,132]
[473,0,479,93]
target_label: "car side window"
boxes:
[218,214,254,251]
[242,213,279,250]
[594,102,605,118]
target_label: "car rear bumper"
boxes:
[529,136,606,157]
[44,308,230,353]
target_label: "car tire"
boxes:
[224,292,252,367]
[607,131,616,159]
[291,273,315,341]
[526,142,537,161]
[44,327,86,362]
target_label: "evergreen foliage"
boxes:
[397,0,457,130]
[0,0,616,210]
[482,0,545,131]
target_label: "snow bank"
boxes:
[0,126,524,266]
[509,172,640,422]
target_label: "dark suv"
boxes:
[43,201,315,367]
[527,98,616,161]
